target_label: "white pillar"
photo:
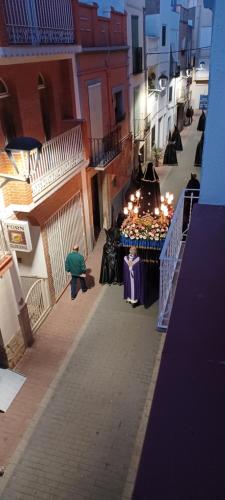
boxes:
[199,1,225,206]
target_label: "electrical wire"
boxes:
[146,46,211,55]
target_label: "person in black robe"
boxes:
[99,229,122,284]
[186,106,192,126]
[194,132,204,167]
[197,109,206,131]
[171,125,183,151]
[183,173,200,238]
[139,162,161,215]
[163,133,178,165]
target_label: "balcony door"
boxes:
[88,83,103,139]
[88,83,104,164]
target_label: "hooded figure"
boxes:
[171,125,183,151]
[197,110,206,132]
[163,132,178,165]
[194,132,204,167]
[99,229,122,284]
[183,174,200,237]
[123,246,144,308]
[139,162,161,216]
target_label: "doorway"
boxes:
[91,174,101,240]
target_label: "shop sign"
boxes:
[4,220,32,252]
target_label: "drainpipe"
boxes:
[10,252,33,348]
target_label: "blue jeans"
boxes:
[71,275,87,299]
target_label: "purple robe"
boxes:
[123,256,143,304]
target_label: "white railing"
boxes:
[30,125,84,197]
[157,189,200,331]
[25,278,50,332]
[0,221,10,262]
[4,0,74,45]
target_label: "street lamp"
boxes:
[3,136,42,184]
[186,65,192,77]
[158,73,168,91]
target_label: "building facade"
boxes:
[0,0,131,366]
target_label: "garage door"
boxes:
[46,193,86,300]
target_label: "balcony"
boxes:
[134,114,151,140]
[3,0,74,45]
[89,128,121,170]
[132,47,143,75]
[30,125,85,198]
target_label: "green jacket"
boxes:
[65,251,86,276]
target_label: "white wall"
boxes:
[16,225,48,278]
[0,271,20,345]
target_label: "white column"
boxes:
[199,1,225,206]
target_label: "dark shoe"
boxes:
[82,289,88,293]
[71,297,76,300]
[132,302,139,309]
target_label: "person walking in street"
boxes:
[65,245,87,300]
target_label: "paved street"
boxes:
[0,115,202,500]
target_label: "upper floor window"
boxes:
[38,73,52,141]
[114,89,125,123]
[162,25,166,47]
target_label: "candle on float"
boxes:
[165,192,170,199]
[123,207,129,215]
[133,206,139,214]
[128,201,133,211]
[161,203,166,211]
[160,195,165,202]
[130,194,135,202]
[164,208,168,217]
[136,190,141,199]
[167,197,172,205]
[155,208,160,216]
[170,194,174,201]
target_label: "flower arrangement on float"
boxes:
[121,191,174,242]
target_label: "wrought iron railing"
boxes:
[157,189,200,331]
[4,0,74,45]
[132,47,143,75]
[89,128,121,168]
[30,125,84,197]
[25,278,50,332]
[134,113,151,139]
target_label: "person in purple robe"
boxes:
[123,247,143,308]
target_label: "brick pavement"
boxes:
[0,286,162,500]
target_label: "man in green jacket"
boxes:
[65,245,87,300]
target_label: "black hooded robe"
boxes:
[163,138,178,165]
[99,230,122,284]
[194,132,204,167]
[197,111,206,132]
[139,162,161,215]
[171,126,183,151]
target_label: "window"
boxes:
[114,90,124,123]
[162,25,166,47]
[169,86,173,102]
[38,74,52,140]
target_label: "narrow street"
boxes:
[0,116,202,500]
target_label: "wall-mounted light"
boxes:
[1,137,42,185]
[158,73,168,91]
[199,61,206,70]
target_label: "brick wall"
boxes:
[77,2,127,48]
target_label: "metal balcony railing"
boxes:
[4,0,74,45]
[89,128,121,169]
[30,125,84,197]
[132,47,142,75]
[158,189,200,331]
[134,114,151,140]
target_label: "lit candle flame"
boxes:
[136,190,141,199]
[160,195,165,202]
[155,208,160,216]
[130,194,135,202]
[128,202,133,210]
[133,206,139,214]
[123,207,129,215]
